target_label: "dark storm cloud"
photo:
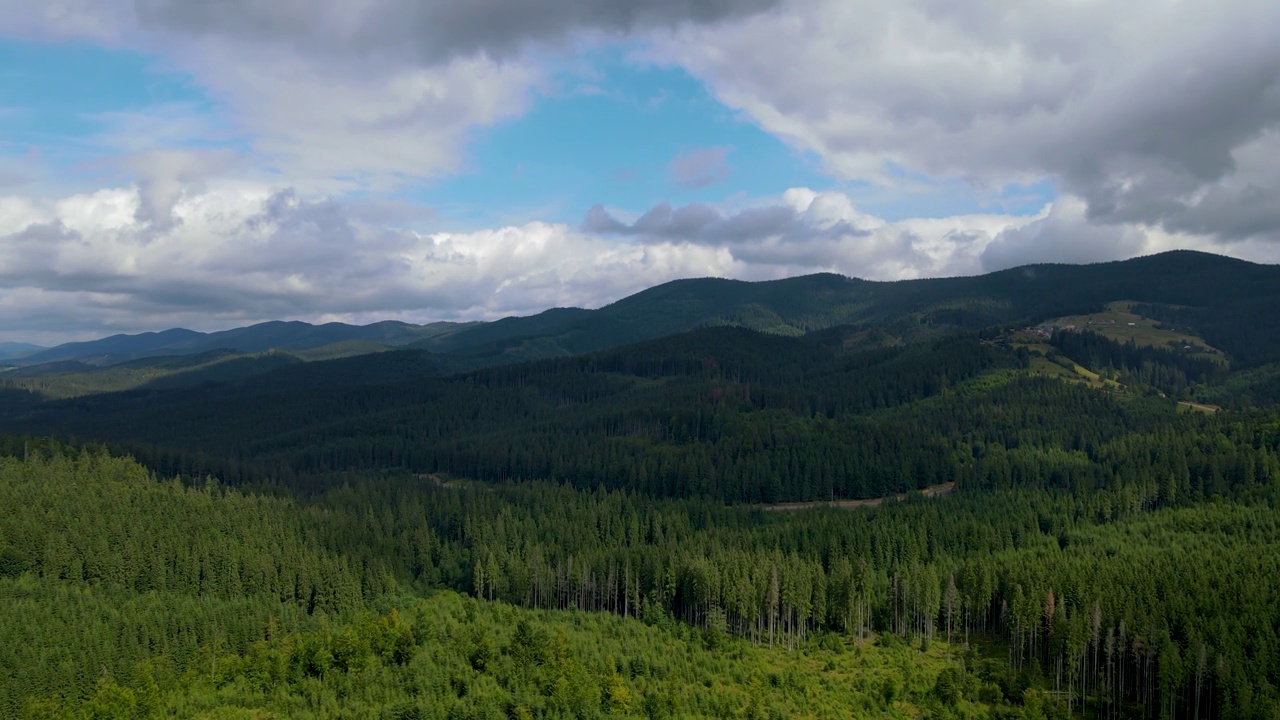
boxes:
[658,0,1280,245]
[1055,45,1280,239]
[133,0,781,63]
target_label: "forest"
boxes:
[3,257,1280,718]
[2,428,1277,718]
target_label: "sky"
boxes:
[2,1,1280,345]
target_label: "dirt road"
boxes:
[762,481,956,512]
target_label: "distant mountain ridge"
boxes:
[6,249,1280,495]
[0,342,45,361]
[415,250,1280,367]
[13,250,1280,371]
[15,320,472,367]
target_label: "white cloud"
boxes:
[3,0,1279,346]
[0,183,1040,342]
[0,3,547,190]
[646,0,1280,241]
[981,196,1144,272]
[0,184,738,342]
[4,181,1278,344]
[166,44,541,189]
[0,0,778,189]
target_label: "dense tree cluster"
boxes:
[1047,329,1226,397]
[2,450,1038,719]
[4,443,1275,717]
[302,467,1279,719]
[11,329,1251,504]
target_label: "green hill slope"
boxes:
[8,321,1274,507]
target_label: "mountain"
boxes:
[417,250,1280,366]
[0,342,44,361]
[11,248,1278,489]
[2,303,1265,494]
[15,328,207,366]
[6,250,1280,720]
[14,250,1280,374]
[15,320,472,368]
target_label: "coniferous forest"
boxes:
[3,253,1280,718]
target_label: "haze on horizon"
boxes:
[2,0,1279,345]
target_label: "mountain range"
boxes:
[9,250,1280,376]
[9,320,472,368]
[0,342,44,361]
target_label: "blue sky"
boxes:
[420,50,834,230]
[3,39,834,224]
[0,1,1274,344]
[1,41,200,177]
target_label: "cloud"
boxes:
[178,46,540,187]
[131,0,780,65]
[0,183,737,341]
[121,148,242,231]
[647,0,1280,243]
[585,189,1038,279]
[0,1,132,43]
[0,1,778,191]
[669,146,731,188]
[1150,130,1280,241]
[4,181,1278,344]
[0,154,35,191]
[4,1,1279,345]
[583,190,874,244]
[0,183,1048,343]
[0,0,780,62]
[981,196,1144,272]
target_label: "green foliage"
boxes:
[0,450,371,716]
[0,544,28,578]
[31,592,999,719]
[10,443,1279,717]
[7,251,1280,720]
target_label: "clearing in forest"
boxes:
[1042,301,1223,358]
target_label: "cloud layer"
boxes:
[650,0,1280,243]
[0,183,1067,343]
[132,0,780,65]
[7,178,1280,345]
[0,0,778,188]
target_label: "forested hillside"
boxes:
[10,324,1279,506]
[3,435,1277,717]
[396,250,1280,367]
[1,447,1025,719]
[4,253,1280,718]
